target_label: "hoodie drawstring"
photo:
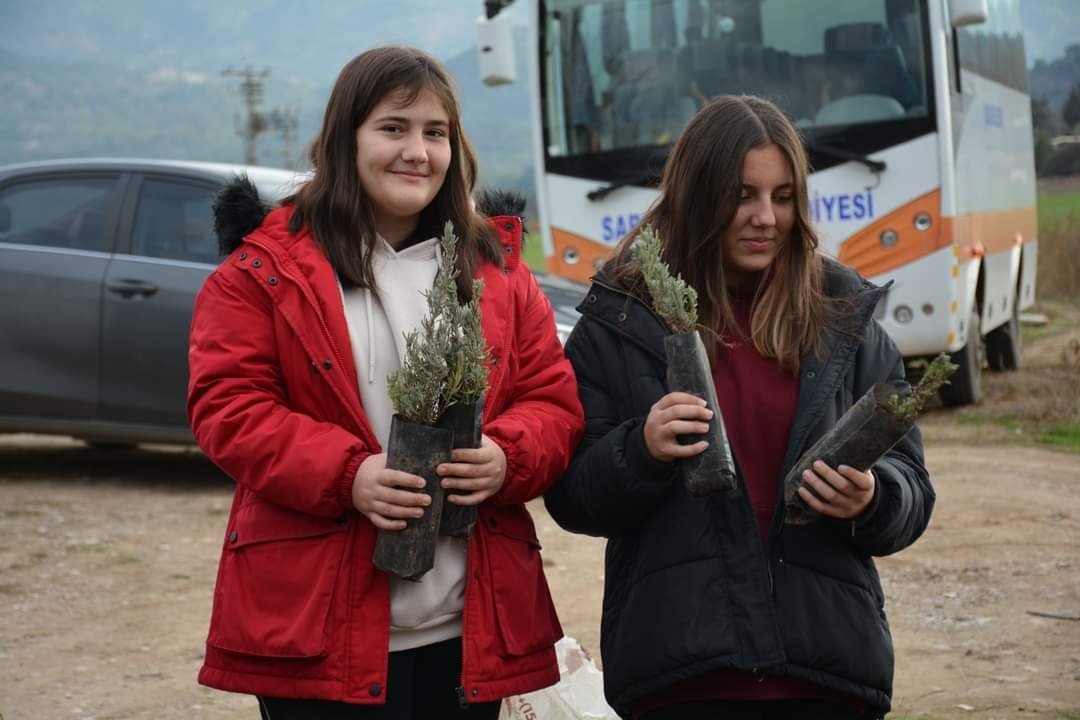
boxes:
[364,287,375,385]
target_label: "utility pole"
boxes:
[222,65,271,165]
[269,106,300,169]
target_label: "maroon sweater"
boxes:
[632,292,862,716]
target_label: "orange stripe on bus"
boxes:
[838,189,949,278]
[549,226,615,283]
[946,206,1036,260]
[838,189,1037,277]
[549,197,1035,284]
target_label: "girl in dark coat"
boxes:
[545,95,934,720]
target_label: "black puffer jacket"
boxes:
[545,260,933,719]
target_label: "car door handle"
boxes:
[107,278,160,298]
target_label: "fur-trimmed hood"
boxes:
[213,173,526,256]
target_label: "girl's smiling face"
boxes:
[355,87,451,244]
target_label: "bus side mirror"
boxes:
[950,0,988,28]
[476,9,516,86]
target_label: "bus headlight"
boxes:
[914,212,933,231]
[563,247,580,265]
[893,305,914,324]
[880,229,899,247]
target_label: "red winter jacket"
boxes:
[187,195,584,704]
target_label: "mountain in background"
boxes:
[1028,45,1080,117]
[2,0,1079,204]
[0,3,537,202]
[1019,0,1080,68]
[0,0,489,81]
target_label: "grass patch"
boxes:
[1021,322,1055,343]
[1036,184,1079,299]
[943,414,1080,451]
[523,231,546,273]
[1038,187,1080,226]
[991,416,1026,432]
[1038,218,1079,298]
[0,508,45,519]
[1036,424,1080,450]
[958,414,1026,432]
[1056,710,1080,720]
[64,541,108,554]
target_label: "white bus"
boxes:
[478,0,1037,406]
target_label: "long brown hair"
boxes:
[607,95,829,371]
[286,46,502,298]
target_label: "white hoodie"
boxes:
[340,234,467,652]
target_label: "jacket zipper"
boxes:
[457,529,477,710]
[763,287,885,592]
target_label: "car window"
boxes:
[0,177,116,252]
[132,179,217,264]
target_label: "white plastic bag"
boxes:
[499,636,619,720]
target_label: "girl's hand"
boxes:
[797,461,875,519]
[643,392,713,462]
[351,453,431,531]
[438,435,507,506]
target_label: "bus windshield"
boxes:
[543,0,931,160]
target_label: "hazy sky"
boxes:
[0,1,1073,73]
[1020,0,1080,66]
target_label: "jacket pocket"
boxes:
[483,507,563,657]
[207,500,348,658]
[780,525,873,593]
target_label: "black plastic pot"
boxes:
[437,398,484,538]
[665,331,737,495]
[783,383,914,526]
[373,414,453,580]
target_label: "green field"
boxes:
[522,231,546,273]
[1037,185,1080,226]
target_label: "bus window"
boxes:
[954,0,1027,93]
[542,0,933,160]
[544,0,699,156]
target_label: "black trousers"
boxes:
[257,638,501,720]
[640,700,863,720]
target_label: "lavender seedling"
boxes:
[631,225,698,334]
[886,353,959,423]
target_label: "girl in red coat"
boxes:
[187,46,584,719]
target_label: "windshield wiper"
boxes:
[587,173,657,202]
[805,140,887,174]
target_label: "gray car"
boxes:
[0,158,583,447]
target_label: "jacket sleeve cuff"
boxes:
[852,462,893,538]
[624,420,677,487]
[337,451,368,514]
[496,433,523,482]
[489,433,534,505]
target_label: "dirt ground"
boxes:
[2,304,1079,720]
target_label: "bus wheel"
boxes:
[940,310,984,407]
[986,298,1022,371]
